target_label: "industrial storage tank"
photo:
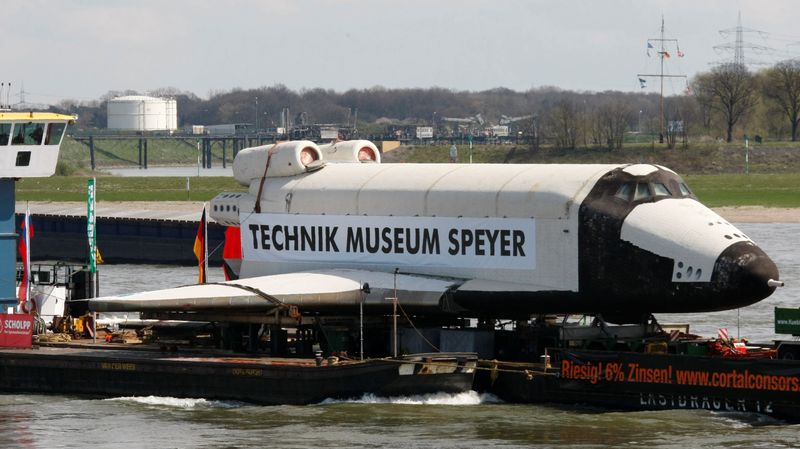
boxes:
[107,95,178,131]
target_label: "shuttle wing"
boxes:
[87,269,461,313]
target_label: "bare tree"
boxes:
[588,105,605,146]
[692,64,758,142]
[548,99,579,150]
[692,73,715,133]
[762,60,800,141]
[663,96,695,149]
[596,99,631,150]
[519,114,541,153]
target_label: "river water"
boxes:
[1,223,798,448]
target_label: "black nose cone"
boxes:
[711,241,780,308]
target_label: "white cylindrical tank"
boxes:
[318,140,381,163]
[107,95,178,131]
[233,141,324,185]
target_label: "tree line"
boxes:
[54,59,800,148]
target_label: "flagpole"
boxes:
[24,204,31,313]
[91,180,98,342]
[87,177,98,298]
[18,201,31,312]
[203,202,208,283]
[192,204,207,284]
[637,16,686,141]
[94,177,99,298]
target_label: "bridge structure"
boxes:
[71,133,286,171]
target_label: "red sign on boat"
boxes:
[0,314,33,348]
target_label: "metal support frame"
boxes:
[222,140,227,169]
[137,138,149,169]
[88,136,95,170]
[73,134,299,172]
[0,179,15,305]
[201,138,207,168]
[204,138,212,169]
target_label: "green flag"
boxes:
[87,178,96,273]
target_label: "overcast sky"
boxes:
[3,0,798,105]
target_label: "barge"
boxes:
[475,313,800,422]
[2,261,478,404]
[481,348,800,421]
[0,343,477,404]
[2,118,795,418]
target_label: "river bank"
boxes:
[713,206,800,223]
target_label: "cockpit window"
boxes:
[614,183,633,201]
[634,183,651,201]
[12,123,45,145]
[653,183,670,196]
[44,123,66,145]
[612,178,686,203]
[0,124,10,145]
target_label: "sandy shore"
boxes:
[712,206,800,223]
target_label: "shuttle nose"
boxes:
[712,241,780,307]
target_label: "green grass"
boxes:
[16,176,245,202]
[59,137,231,169]
[684,173,800,208]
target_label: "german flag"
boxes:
[193,208,207,284]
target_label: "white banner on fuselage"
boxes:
[240,213,536,271]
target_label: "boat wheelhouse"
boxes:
[0,112,75,177]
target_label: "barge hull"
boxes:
[482,349,800,421]
[0,347,475,404]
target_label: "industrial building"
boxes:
[107,95,178,132]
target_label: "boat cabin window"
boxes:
[614,183,634,201]
[44,122,66,145]
[11,122,45,145]
[679,183,692,196]
[0,123,10,145]
[653,182,671,196]
[15,151,31,166]
[633,182,651,201]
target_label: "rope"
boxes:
[377,357,557,377]
[395,299,440,352]
[195,240,225,278]
[315,316,333,350]
[253,143,279,213]
[387,268,442,353]
[202,281,287,309]
[476,359,552,368]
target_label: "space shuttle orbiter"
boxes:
[89,140,782,321]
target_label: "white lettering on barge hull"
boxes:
[241,213,536,271]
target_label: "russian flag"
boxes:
[17,207,32,311]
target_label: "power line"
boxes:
[713,11,774,67]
